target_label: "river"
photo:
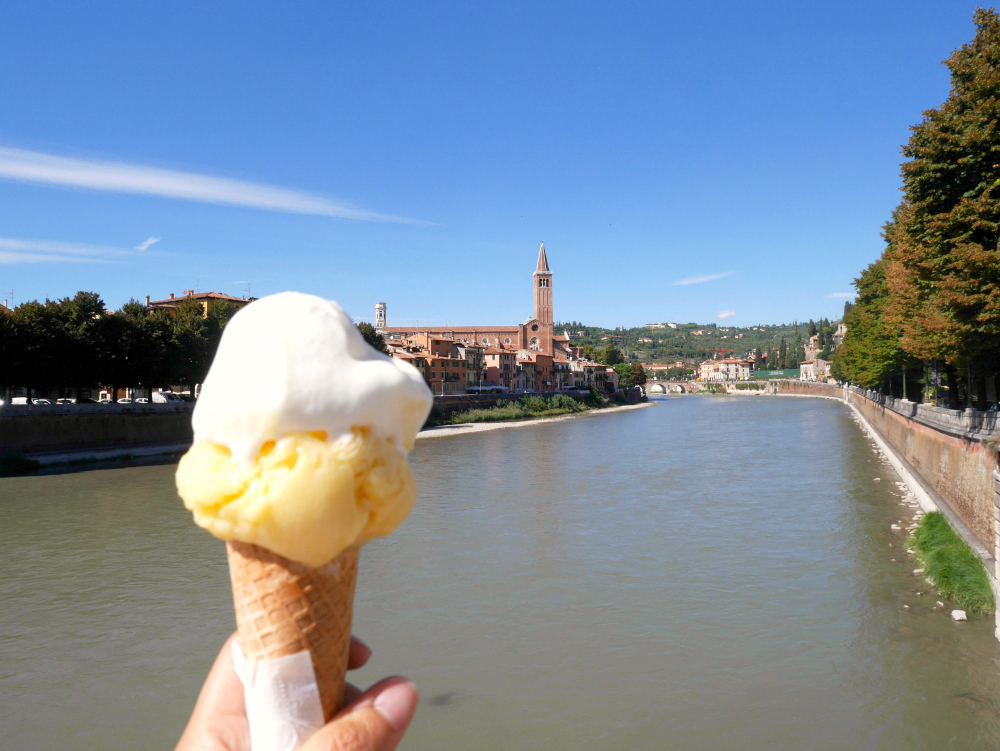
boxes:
[2,396,1000,750]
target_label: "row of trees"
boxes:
[832,9,1000,409]
[0,292,242,400]
[0,295,398,402]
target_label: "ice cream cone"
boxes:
[227,540,360,720]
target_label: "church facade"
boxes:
[381,243,567,359]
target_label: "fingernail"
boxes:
[373,680,419,732]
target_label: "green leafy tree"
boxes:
[629,362,647,386]
[12,300,67,397]
[60,292,106,393]
[0,309,21,399]
[598,344,624,366]
[831,259,914,391]
[168,300,210,394]
[613,362,634,389]
[357,322,388,354]
[884,9,1000,402]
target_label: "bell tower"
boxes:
[533,243,553,325]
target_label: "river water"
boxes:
[3,396,1000,750]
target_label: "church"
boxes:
[379,243,571,360]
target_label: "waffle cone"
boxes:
[227,540,360,721]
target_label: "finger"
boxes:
[348,636,372,670]
[194,634,246,718]
[302,676,418,751]
[175,633,249,751]
[343,682,362,706]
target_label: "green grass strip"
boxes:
[428,391,610,427]
[910,511,995,616]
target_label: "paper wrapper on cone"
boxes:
[227,540,360,722]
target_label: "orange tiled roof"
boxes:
[148,291,250,306]
[384,325,519,333]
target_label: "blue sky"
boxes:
[0,2,983,327]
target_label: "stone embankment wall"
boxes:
[845,389,999,549]
[771,380,1000,551]
[776,380,844,399]
[1,388,644,455]
[0,404,194,454]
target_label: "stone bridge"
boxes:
[645,380,698,394]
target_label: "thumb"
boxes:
[302,677,419,751]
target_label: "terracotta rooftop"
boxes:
[147,291,251,307]
[384,325,519,333]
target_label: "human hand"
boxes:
[176,633,419,751]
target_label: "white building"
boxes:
[800,359,831,381]
[699,358,753,382]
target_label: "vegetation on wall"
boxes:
[910,511,995,617]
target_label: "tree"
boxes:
[629,363,647,386]
[0,309,21,400]
[597,344,623,366]
[356,322,388,354]
[582,344,595,360]
[614,363,634,389]
[884,9,1000,401]
[808,319,817,337]
[13,300,66,397]
[168,300,210,394]
[831,259,914,392]
[61,292,106,393]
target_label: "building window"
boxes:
[531,324,538,332]
[482,337,489,345]
[504,337,511,345]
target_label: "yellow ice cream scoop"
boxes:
[176,429,416,567]
[174,292,432,567]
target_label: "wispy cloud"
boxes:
[673,270,735,286]
[0,236,137,264]
[826,292,854,299]
[0,146,423,224]
[135,236,161,251]
[717,309,736,320]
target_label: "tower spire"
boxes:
[533,242,553,325]
[536,242,550,272]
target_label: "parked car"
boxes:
[55,398,76,405]
[77,397,99,404]
[117,398,132,404]
[152,392,185,403]
[134,397,149,404]
[33,399,53,405]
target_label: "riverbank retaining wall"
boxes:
[771,380,1000,552]
[1,388,645,455]
[0,404,194,454]
[845,389,999,550]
